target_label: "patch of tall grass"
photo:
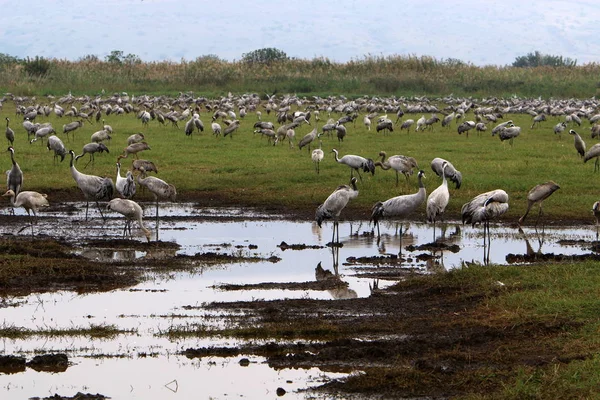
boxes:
[2,55,600,98]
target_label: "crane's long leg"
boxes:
[96,201,106,221]
[85,201,90,221]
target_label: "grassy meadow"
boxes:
[1,99,599,225]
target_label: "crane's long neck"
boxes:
[418,173,425,189]
[375,161,391,171]
[379,152,387,163]
[332,149,340,162]
[9,148,16,166]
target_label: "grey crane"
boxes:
[553,121,567,138]
[22,119,37,141]
[430,157,462,189]
[315,177,359,244]
[591,124,600,139]
[335,123,347,143]
[399,119,415,133]
[106,198,151,241]
[193,114,204,132]
[331,148,375,181]
[75,142,110,168]
[376,119,394,135]
[132,159,158,174]
[415,115,427,131]
[592,201,600,239]
[127,133,145,145]
[298,126,318,152]
[254,121,275,131]
[69,150,114,221]
[569,129,586,158]
[441,112,455,128]
[136,166,176,232]
[102,119,113,134]
[253,128,278,145]
[491,120,513,136]
[475,122,487,135]
[5,117,14,146]
[363,114,372,131]
[461,189,509,247]
[518,181,560,227]
[118,142,150,161]
[583,143,600,172]
[2,189,49,236]
[62,120,84,141]
[457,120,476,136]
[426,161,450,241]
[321,121,337,138]
[91,129,111,143]
[530,113,546,128]
[311,140,324,174]
[499,123,521,146]
[184,116,195,136]
[371,170,426,251]
[223,120,240,138]
[375,151,418,185]
[30,126,55,144]
[6,146,23,196]
[115,162,136,199]
[211,122,222,136]
[47,135,67,164]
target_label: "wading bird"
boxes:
[426,162,450,241]
[430,157,462,189]
[331,149,375,181]
[298,126,318,152]
[371,170,426,253]
[518,181,560,227]
[136,166,176,232]
[118,142,150,161]
[106,198,151,241]
[2,189,49,236]
[115,162,136,199]
[315,177,359,244]
[69,150,114,221]
[461,189,509,243]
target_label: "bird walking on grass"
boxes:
[332,149,375,181]
[311,140,324,174]
[115,162,136,199]
[569,129,586,158]
[315,177,359,244]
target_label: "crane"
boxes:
[315,177,359,244]
[106,198,151,241]
[69,150,114,221]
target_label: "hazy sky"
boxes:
[1,0,598,66]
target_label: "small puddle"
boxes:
[1,203,598,398]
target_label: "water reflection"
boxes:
[315,246,358,300]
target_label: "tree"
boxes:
[0,53,20,65]
[105,50,141,65]
[79,54,100,63]
[512,51,577,68]
[241,48,288,64]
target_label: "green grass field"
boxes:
[1,100,599,224]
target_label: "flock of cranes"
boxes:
[1,91,598,251]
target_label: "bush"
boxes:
[241,48,288,65]
[22,56,51,77]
